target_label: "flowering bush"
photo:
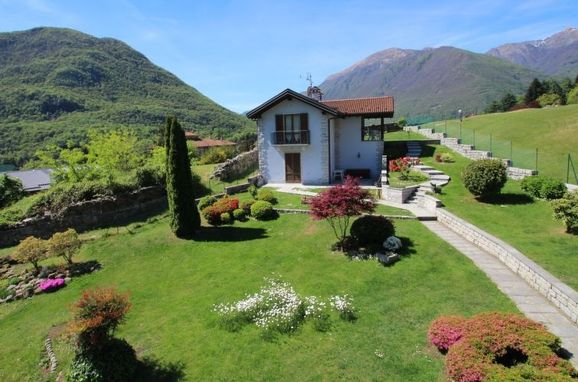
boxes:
[429,312,577,382]
[214,278,357,338]
[388,157,420,179]
[201,196,239,225]
[39,278,66,293]
[330,295,358,321]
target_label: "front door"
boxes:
[285,153,301,183]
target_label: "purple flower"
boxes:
[39,278,66,292]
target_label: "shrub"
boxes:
[350,215,395,248]
[551,192,578,233]
[201,196,239,225]
[197,147,234,165]
[220,212,232,224]
[248,184,258,198]
[135,166,164,187]
[462,159,507,198]
[310,177,375,249]
[197,195,217,211]
[329,295,358,321]
[250,200,276,220]
[240,199,255,214]
[48,228,81,264]
[522,176,566,200]
[537,92,561,107]
[256,188,277,204]
[233,208,247,221]
[13,236,47,272]
[69,287,131,348]
[440,153,454,163]
[0,174,24,208]
[383,236,403,252]
[428,316,467,352]
[40,278,66,292]
[430,312,577,382]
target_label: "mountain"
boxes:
[0,27,253,165]
[487,28,578,77]
[319,46,541,121]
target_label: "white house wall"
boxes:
[334,117,383,179]
[258,99,329,184]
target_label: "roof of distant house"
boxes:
[3,168,53,192]
[246,88,394,119]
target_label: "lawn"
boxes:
[421,145,578,290]
[194,163,259,195]
[0,213,517,381]
[423,104,578,183]
[387,171,429,188]
[384,130,431,141]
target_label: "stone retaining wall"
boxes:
[437,208,578,324]
[404,126,537,180]
[0,187,167,248]
[381,185,419,204]
[211,148,258,182]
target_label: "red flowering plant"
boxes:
[388,156,420,180]
[309,176,375,250]
[201,196,240,225]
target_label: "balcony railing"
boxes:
[272,130,310,145]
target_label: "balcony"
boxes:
[272,130,310,145]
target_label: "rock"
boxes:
[34,287,43,295]
[64,277,72,283]
[6,284,16,291]
[377,252,400,265]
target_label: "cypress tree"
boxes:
[165,116,200,238]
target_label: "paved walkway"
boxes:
[422,220,578,366]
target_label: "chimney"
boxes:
[306,85,323,101]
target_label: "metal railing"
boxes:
[272,130,310,145]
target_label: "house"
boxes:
[184,131,236,155]
[246,88,394,184]
[3,169,53,192]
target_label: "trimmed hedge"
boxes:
[201,196,239,226]
[462,159,507,198]
[250,200,276,220]
[256,188,277,204]
[350,215,395,248]
[521,175,566,200]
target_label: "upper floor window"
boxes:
[361,117,384,141]
[274,113,309,144]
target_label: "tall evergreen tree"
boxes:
[500,92,517,111]
[524,78,545,104]
[165,116,200,238]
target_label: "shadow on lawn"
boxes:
[398,236,416,257]
[479,193,534,205]
[195,226,269,242]
[134,356,186,382]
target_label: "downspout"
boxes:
[327,117,337,184]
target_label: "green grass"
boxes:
[194,163,259,195]
[387,171,429,188]
[421,145,578,290]
[0,213,517,381]
[423,104,578,183]
[384,131,430,141]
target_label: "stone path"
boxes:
[422,220,578,366]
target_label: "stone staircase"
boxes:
[406,141,422,159]
[405,165,451,209]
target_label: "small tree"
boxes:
[13,236,47,272]
[524,78,545,104]
[500,92,517,111]
[69,287,131,348]
[0,174,24,208]
[462,159,507,199]
[48,228,81,265]
[165,116,201,237]
[310,177,375,249]
[551,192,578,233]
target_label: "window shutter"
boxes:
[275,115,283,132]
[300,113,308,131]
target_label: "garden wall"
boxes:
[404,126,537,180]
[0,187,167,248]
[436,208,578,324]
[211,148,258,182]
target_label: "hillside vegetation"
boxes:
[0,27,254,165]
[426,104,578,183]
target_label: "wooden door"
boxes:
[285,153,301,183]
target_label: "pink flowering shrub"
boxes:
[40,278,65,292]
[429,312,577,382]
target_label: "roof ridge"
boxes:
[321,95,393,102]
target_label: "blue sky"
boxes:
[0,0,576,112]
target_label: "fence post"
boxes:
[569,154,572,184]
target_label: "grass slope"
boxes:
[421,145,578,290]
[0,214,516,381]
[425,104,578,183]
[0,27,254,165]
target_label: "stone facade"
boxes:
[211,148,258,182]
[0,186,167,248]
[436,208,578,324]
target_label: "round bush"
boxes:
[197,195,217,211]
[220,212,232,224]
[350,215,395,248]
[233,208,247,221]
[240,200,255,214]
[68,339,137,382]
[383,236,403,252]
[462,159,507,198]
[250,200,275,220]
[428,315,467,352]
[540,177,566,200]
[256,188,277,204]
[521,176,544,198]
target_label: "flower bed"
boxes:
[428,312,577,382]
[39,278,65,293]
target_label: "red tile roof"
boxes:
[321,96,394,115]
[190,139,236,148]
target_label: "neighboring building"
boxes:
[184,131,236,155]
[4,169,53,192]
[246,89,394,184]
